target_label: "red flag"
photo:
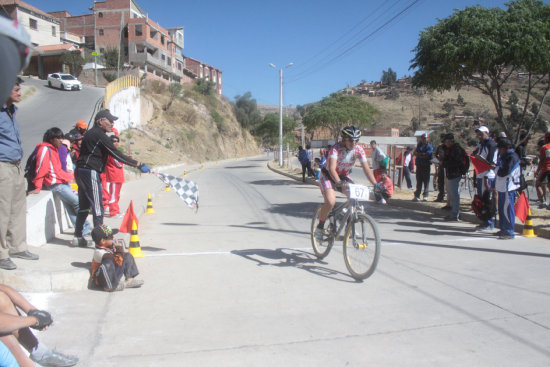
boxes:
[119,200,138,233]
[468,155,491,175]
[514,192,529,223]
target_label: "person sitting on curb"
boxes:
[29,127,92,247]
[0,284,78,367]
[89,224,144,292]
[373,168,393,204]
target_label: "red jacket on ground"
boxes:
[33,142,74,191]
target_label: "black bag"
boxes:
[24,147,39,192]
[471,190,496,221]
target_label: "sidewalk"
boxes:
[267,161,550,240]
[0,159,224,292]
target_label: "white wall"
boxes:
[108,86,141,132]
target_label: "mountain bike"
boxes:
[311,184,381,280]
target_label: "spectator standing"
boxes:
[105,135,125,217]
[474,126,498,230]
[441,134,467,221]
[297,146,313,182]
[515,132,531,195]
[28,127,91,247]
[402,146,414,189]
[413,133,433,202]
[495,139,520,239]
[433,133,447,202]
[89,225,144,292]
[0,78,38,270]
[370,140,387,182]
[75,109,149,233]
[0,284,78,366]
[535,132,550,209]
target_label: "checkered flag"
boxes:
[155,172,199,211]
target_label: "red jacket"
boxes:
[33,142,74,190]
[105,155,125,183]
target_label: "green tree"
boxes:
[442,102,454,116]
[255,113,297,146]
[193,78,216,96]
[60,51,85,75]
[102,46,121,68]
[302,93,378,141]
[457,94,466,106]
[410,0,550,144]
[381,68,397,86]
[163,82,183,111]
[233,92,262,130]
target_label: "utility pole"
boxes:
[269,62,294,167]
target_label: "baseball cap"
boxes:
[421,133,428,138]
[476,126,489,134]
[498,131,507,138]
[76,120,87,129]
[95,109,118,123]
[91,224,113,244]
[443,133,454,141]
[66,132,83,141]
[497,138,512,148]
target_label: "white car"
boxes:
[47,73,82,91]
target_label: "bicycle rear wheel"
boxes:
[311,205,334,259]
[343,212,381,280]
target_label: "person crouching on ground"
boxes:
[89,224,144,292]
[373,169,393,204]
[495,139,521,240]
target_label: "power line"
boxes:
[286,0,423,84]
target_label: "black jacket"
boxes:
[443,143,466,179]
[76,126,138,172]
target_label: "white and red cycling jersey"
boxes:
[319,142,367,192]
[327,142,367,177]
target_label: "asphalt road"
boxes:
[16,77,104,162]
[26,156,550,366]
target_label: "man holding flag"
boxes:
[495,139,520,240]
[473,126,498,231]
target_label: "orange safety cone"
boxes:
[128,220,145,258]
[521,208,537,237]
[145,193,155,214]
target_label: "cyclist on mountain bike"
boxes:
[314,126,378,241]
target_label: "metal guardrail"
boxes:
[104,75,140,108]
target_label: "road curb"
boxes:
[267,161,550,240]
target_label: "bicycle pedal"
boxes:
[357,243,367,249]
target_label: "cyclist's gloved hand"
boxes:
[335,181,344,187]
[139,164,150,173]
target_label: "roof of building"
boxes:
[33,43,79,55]
[0,0,60,23]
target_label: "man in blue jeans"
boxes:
[441,134,467,221]
[29,127,92,247]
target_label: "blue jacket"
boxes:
[0,104,23,162]
[415,142,433,168]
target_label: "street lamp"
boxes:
[269,62,293,166]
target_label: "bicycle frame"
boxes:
[328,198,363,240]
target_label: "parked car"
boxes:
[47,73,82,91]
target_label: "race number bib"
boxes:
[348,184,370,201]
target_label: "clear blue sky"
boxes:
[29,0,541,106]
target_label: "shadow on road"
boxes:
[267,201,319,219]
[229,224,309,236]
[224,165,257,169]
[231,248,357,283]
[161,222,198,226]
[249,179,303,186]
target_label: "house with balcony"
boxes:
[0,0,81,77]
[49,0,222,91]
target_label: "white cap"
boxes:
[498,131,507,138]
[476,126,489,134]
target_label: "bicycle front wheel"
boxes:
[342,213,381,280]
[311,205,334,259]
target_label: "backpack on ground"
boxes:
[24,146,39,192]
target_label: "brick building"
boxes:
[49,0,222,94]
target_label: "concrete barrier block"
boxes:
[26,190,72,247]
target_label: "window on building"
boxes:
[51,26,56,37]
[177,62,182,71]
[124,26,128,38]
[167,57,171,66]
[135,25,142,36]
[98,12,103,18]
[99,29,104,36]
[161,35,165,45]
[161,54,165,61]
[29,18,37,30]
